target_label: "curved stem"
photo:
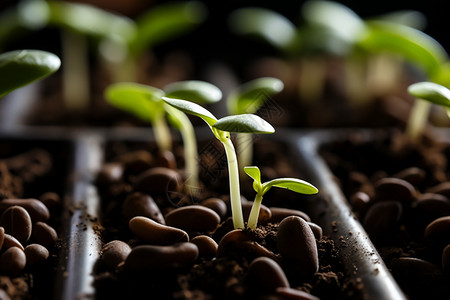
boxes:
[221,135,245,229]
[406,100,431,144]
[247,193,263,229]
[153,115,172,152]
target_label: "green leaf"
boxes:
[227,77,284,115]
[369,10,426,30]
[164,80,222,104]
[359,21,448,78]
[130,1,207,57]
[104,82,165,123]
[213,114,275,134]
[162,97,218,127]
[46,1,136,42]
[228,7,300,54]
[302,0,366,45]
[0,49,60,97]
[262,178,318,195]
[408,82,450,108]
[244,166,261,185]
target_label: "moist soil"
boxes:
[0,139,70,299]
[93,138,358,299]
[320,129,450,300]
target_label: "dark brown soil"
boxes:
[320,129,450,300]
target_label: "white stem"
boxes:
[237,133,253,177]
[61,29,90,111]
[153,116,172,152]
[406,100,431,144]
[222,135,245,229]
[247,194,263,229]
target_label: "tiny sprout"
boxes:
[406,82,450,142]
[163,97,275,229]
[244,166,318,229]
[0,49,61,97]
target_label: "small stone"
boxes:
[248,256,290,291]
[24,244,49,265]
[129,216,188,245]
[101,240,132,271]
[165,205,220,233]
[0,206,32,244]
[0,247,26,276]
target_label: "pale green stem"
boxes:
[247,193,264,229]
[237,133,253,178]
[406,100,431,143]
[166,106,199,194]
[153,115,172,152]
[61,29,90,111]
[221,134,245,229]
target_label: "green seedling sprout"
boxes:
[163,97,275,229]
[244,166,318,229]
[0,49,61,97]
[407,81,450,141]
[227,77,284,175]
[104,81,222,193]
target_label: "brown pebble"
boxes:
[427,182,450,198]
[424,216,450,240]
[39,192,60,211]
[269,207,311,223]
[277,216,318,280]
[414,193,450,222]
[0,206,32,244]
[442,244,450,273]
[190,235,218,260]
[393,167,426,186]
[276,287,320,300]
[118,150,153,175]
[248,256,290,291]
[101,240,132,270]
[2,233,24,250]
[125,243,198,270]
[390,257,441,277]
[165,205,220,233]
[32,222,58,249]
[0,247,26,276]
[0,227,4,249]
[349,192,371,214]
[0,199,50,222]
[133,167,183,196]
[24,244,49,265]
[129,216,188,245]
[157,150,177,170]
[374,177,416,204]
[307,222,323,240]
[363,201,402,242]
[95,163,124,186]
[123,192,165,223]
[200,198,228,219]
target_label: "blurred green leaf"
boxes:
[0,49,60,97]
[213,114,275,134]
[164,80,222,104]
[408,81,450,108]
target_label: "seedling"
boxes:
[227,77,284,174]
[244,166,318,229]
[104,81,221,193]
[0,49,60,97]
[163,97,275,229]
[406,81,450,142]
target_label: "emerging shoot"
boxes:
[406,81,450,142]
[163,97,275,229]
[244,166,318,229]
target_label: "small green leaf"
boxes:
[244,166,261,185]
[104,82,165,122]
[130,1,207,57]
[228,7,300,54]
[262,178,318,195]
[162,97,218,127]
[359,21,448,78]
[164,80,222,104]
[46,1,136,42]
[0,49,60,97]
[228,77,284,115]
[302,0,366,45]
[408,82,450,108]
[213,114,275,134]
